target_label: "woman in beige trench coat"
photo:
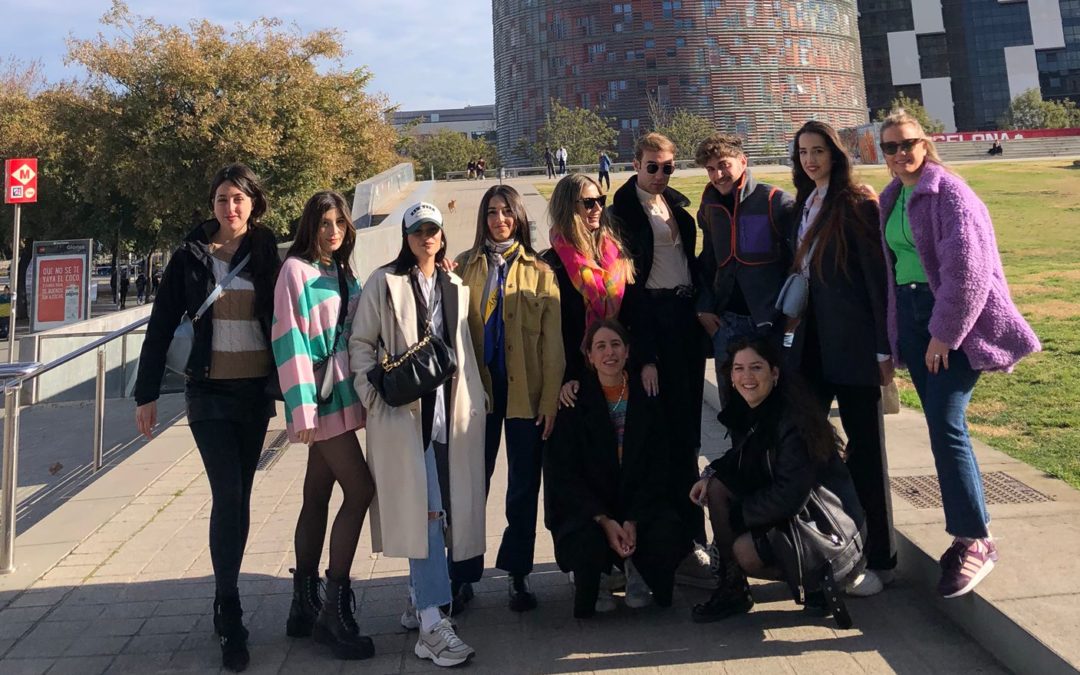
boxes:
[348,202,486,667]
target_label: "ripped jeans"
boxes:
[409,443,454,611]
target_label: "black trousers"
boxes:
[556,516,688,607]
[189,416,270,595]
[647,293,707,545]
[804,374,897,571]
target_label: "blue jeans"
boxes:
[896,283,989,538]
[409,444,453,611]
[710,312,765,402]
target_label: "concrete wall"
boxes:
[349,181,435,283]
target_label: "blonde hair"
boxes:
[880,110,948,169]
[635,132,677,160]
[547,174,635,283]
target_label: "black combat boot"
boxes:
[312,574,375,660]
[691,558,754,623]
[286,568,323,637]
[213,593,250,672]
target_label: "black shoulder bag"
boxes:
[763,448,866,630]
[312,263,351,405]
[365,272,457,407]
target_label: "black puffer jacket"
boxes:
[711,390,864,533]
[134,220,279,405]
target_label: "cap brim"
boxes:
[403,217,443,234]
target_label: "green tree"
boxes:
[534,100,618,165]
[874,93,945,134]
[406,129,499,179]
[63,1,399,241]
[999,89,1080,129]
[646,96,714,160]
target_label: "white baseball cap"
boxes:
[402,202,444,234]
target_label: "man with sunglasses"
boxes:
[609,132,714,592]
[694,133,795,392]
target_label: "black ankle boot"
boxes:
[508,574,538,612]
[313,574,375,660]
[213,594,250,672]
[286,568,323,637]
[691,559,753,623]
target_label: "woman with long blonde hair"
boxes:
[877,110,1038,598]
[541,173,635,407]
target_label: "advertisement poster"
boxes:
[30,239,93,332]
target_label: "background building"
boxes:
[492,0,869,165]
[393,105,497,143]
[859,0,1080,132]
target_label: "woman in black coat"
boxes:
[544,319,689,618]
[689,335,865,624]
[783,120,896,596]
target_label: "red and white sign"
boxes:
[931,128,1080,143]
[4,158,38,204]
[30,239,93,332]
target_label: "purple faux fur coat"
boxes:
[879,161,1040,372]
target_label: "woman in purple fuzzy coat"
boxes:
[877,110,1040,599]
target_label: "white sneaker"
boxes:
[845,569,895,597]
[675,544,720,589]
[624,560,653,609]
[414,618,475,667]
[401,596,455,631]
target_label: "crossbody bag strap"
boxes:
[192,253,251,322]
[325,262,351,357]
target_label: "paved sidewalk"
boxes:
[0,402,1005,674]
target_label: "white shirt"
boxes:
[797,183,828,275]
[416,270,447,444]
[635,185,692,289]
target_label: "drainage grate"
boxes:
[891,471,1054,509]
[256,430,292,471]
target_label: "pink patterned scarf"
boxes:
[550,232,627,331]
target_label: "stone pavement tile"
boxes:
[783,652,865,674]
[5,633,74,658]
[717,658,797,674]
[64,635,131,657]
[22,620,92,642]
[148,597,205,617]
[361,581,410,603]
[57,551,112,568]
[103,652,172,674]
[0,620,33,640]
[99,600,158,620]
[358,612,410,637]
[138,614,199,635]
[238,643,290,675]
[278,640,350,674]
[0,605,52,623]
[84,617,145,638]
[71,538,121,555]
[6,587,67,609]
[121,633,186,655]
[0,658,54,675]
[45,655,113,675]
[43,601,104,621]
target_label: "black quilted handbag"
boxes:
[366,324,457,407]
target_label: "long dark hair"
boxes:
[385,228,448,274]
[789,121,878,282]
[208,163,278,322]
[721,335,841,463]
[286,191,356,273]
[471,185,535,253]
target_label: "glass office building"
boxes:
[492,0,869,164]
[858,0,1080,132]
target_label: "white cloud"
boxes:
[0,0,494,109]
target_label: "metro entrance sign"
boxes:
[5,158,38,204]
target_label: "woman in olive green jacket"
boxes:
[451,185,564,612]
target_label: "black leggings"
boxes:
[189,416,270,596]
[293,432,375,580]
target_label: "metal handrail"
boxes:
[1,315,151,574]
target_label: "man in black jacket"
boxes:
[694,133,796,392]
[609,132,713,589]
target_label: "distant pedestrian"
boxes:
[152,270,161,299]
[0,285,10,339]
[544,147,556,179]
[878,110,1039,598]
[119,273,130,309]
[135,272,147,304]
[557,146,568,175]
[110,269,118,305]
[475,157,486,180]
[467,159,476,180]
[598,151,612,190]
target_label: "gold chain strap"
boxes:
[379,331,433,372]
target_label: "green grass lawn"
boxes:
[536,161,1080,489]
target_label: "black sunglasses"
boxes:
[646,162,675,175]
[578,195,607,210]
[879,138,923,156]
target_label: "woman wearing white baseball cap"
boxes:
[348,202,486,667]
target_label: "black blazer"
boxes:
[543,372,673,546]
[540,248,628,384]
[786,192,888,387]
[609,175,700,364]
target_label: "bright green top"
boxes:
[885,185,928,284]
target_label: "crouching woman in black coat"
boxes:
[690,335,865,624]
[544,319,690,618]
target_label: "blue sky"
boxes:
[0,0,495,111]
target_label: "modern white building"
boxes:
[393,105,496,142]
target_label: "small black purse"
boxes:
[366,324,457,407]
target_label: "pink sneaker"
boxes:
[938,538,998,598]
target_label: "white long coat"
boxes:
[348,266,486,560]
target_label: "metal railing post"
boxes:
[1,384,20,573]
[93,346,106,472]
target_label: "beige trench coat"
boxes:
[348,266,486,561]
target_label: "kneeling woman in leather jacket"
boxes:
[544,319,690,618]
[689,335,865,623]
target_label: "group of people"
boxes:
[133,109,1038,672]
[466,157,487,180]
[544,145,569,179]
[111,268,160,308]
